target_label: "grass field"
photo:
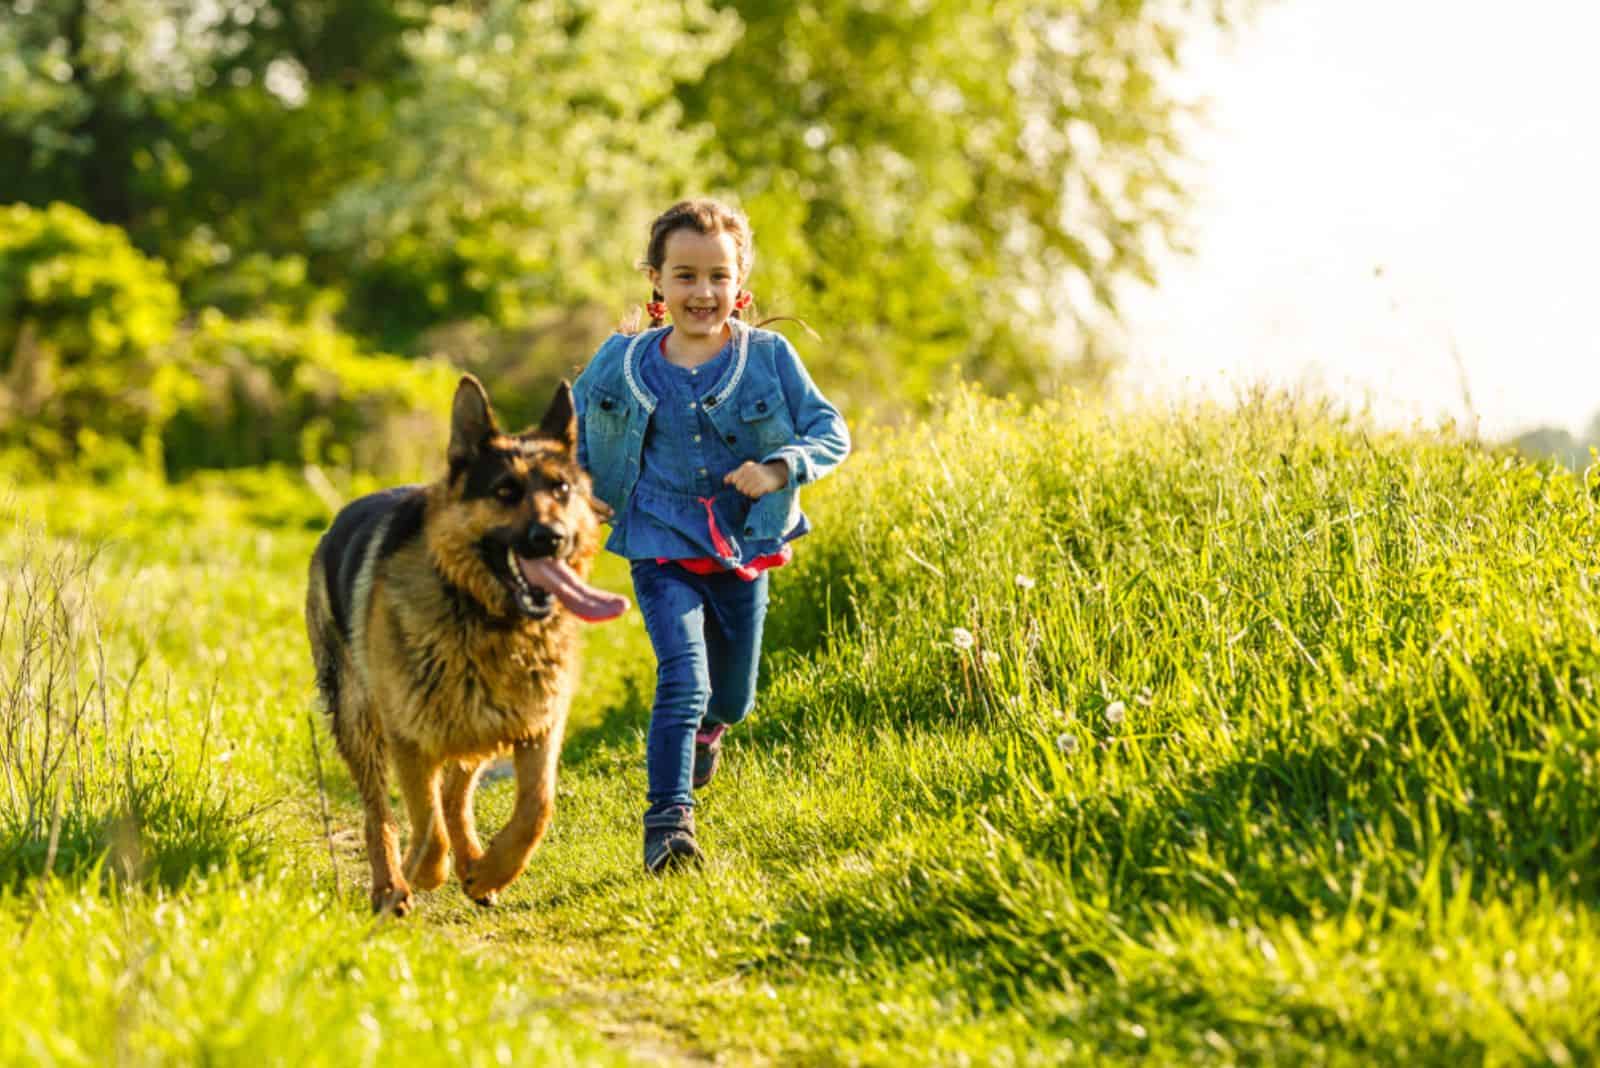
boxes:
[4,388,1600,1065]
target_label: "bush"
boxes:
[0,202,184,468]
[162,310,459,477]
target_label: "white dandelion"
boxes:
[1104,700,1126,725]
[981,650,1001,666]
[950,627,976,651]
[1056,732,1079,755]
[1015,574,1036,590]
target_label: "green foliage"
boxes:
[162,310,458,477]
[3,0,1245,417]
[309,0,739,347]
[147,84,401,291]
[0,202,184,468]
[0,204,458,478]
[0,0,422,230]
[688,1,1238,401]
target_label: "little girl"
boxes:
[572,198,850,872]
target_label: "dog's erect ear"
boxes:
[537,380,577,453]
[448,375,497,468]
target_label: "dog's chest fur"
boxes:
[366,542,581,759]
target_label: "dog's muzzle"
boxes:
[501,522,628,623]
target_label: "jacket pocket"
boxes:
[586,387,630,440]
[580,387,631,510]
[739,386,793,452]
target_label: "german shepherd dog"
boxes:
[305,376,627,915]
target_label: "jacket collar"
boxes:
[622,320,751,414]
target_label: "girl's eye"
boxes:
[495,482,522,504]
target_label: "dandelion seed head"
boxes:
[950,627,975,651]
[1056,732,1079,755]
[981,650,1001,666]
[1104,700,1126,725]
[1015,573,1036,590]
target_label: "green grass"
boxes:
[4,387,1599,1064]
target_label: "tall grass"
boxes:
[0,509,266,888]
[5,387,1600,1063]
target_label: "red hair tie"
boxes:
[734,291,753,311]
[645,301,668,321]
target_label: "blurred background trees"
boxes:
[2,0,1243,478]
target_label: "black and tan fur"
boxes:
[305,375,609,914]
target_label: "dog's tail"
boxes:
[305,551,343,723]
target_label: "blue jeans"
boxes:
[630,560,769,816]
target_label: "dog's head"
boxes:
[430,375,623,623]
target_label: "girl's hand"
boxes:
[725,460,789,498]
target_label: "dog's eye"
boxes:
[552,480,571,503]
[494,481,523,504]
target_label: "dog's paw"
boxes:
[405,850,450,892]
[461,860,514,904]
[456,855,494,906]
[370,882,414,917]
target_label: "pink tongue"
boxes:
[518,558,629,623]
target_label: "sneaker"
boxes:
[643,805,703,873]
[692,722,728,790]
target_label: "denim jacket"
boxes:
[572,320,850,565]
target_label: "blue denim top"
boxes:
[574,322,851,567]
[609,334,764,560]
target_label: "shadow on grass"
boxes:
[561,674,652,770]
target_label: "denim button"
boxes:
[704,396,717,407]
[743,526,754,536]
[756,401,767,413]
[725,433,737,444]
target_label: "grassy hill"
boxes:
[4,388,1599,1064]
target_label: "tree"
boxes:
[0,0,422,286]
[680,0,1243,403]
[307,0,740,346]
[3,0,1250,411]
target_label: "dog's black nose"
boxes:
[523,522,566,559]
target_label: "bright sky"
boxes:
[1119,0,1600,440]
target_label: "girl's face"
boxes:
[651,229,743,342]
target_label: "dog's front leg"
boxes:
[393,737,450,892]
[442,759,487,887]
[461,723,563,903]
[334,706,411,915]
